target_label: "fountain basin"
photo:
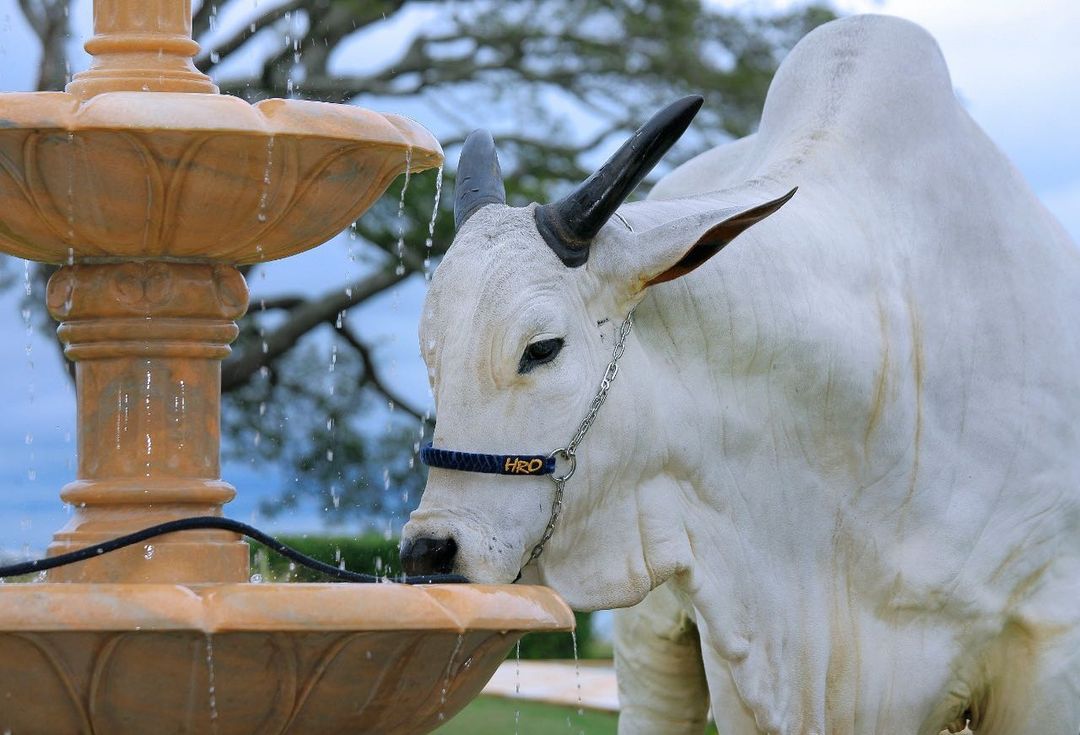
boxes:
[0,582,573,733]
[0,91,441,264]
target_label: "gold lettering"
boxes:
[527,458,543,472]
[504,457,516,472]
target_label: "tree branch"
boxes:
[249,295,305,311]
[16,0,45,37]
[222,264,413,391]
[331,321,429,424]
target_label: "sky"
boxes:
[0,0,1076,556]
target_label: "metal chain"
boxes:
[523,310,635,569]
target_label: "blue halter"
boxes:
[420,443,556,477]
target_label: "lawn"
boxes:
[435,697,721,734]
[434,697,618,734]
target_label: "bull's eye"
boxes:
[518,338,564,374]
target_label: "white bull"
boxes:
[402,14,1080,734]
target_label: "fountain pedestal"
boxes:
[0,0,574,731]
[46,262,249,583]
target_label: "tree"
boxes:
[15,0,836,526]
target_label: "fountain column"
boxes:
[45,263,250,582]
[38,0,240,582]
[66,0,217,98]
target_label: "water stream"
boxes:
[205,634,219,734]
[423,165,444,280]
[21,262,35,483]
[514,639,522,735]
[257,137,275,225]
[571,630,584,733]
[436,633,465,723]
[393,147,414,276]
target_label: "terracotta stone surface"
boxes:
[0,0,573,731]
[0,584,575,734]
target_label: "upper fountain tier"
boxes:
[0,0,442,265]
[0,93,441,264]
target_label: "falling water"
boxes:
[115,388,128,450]
[423,165,444,280]
[257,137,275,225]
[393,147,413,276]
[205,634,219,733]
[571,630,585,733]
[176,380,186,451]
[514,639,522,735]
[436,633,465,722]
[21,262,35,482]
[65,132,75,244]
[144,361,153,477]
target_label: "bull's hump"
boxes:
[756,15,958,176]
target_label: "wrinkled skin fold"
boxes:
[405,15,1080,735]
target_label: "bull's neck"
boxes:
[632,287,847,731]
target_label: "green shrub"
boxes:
[250,533,403,581]
[248,535,601,659]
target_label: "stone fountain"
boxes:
[0,1,573,732]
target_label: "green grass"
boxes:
[434,697,720,734]
[434,697,618,735]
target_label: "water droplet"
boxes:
[250,573,264,583]
[144,544,155,560]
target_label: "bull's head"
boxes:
[401,97,794,608]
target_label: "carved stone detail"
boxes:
[47,263,248,321]
[0,102,441,265]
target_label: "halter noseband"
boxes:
[419,445,556,476]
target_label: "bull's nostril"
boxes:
[400,536,458,576]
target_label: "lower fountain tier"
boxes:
[0,582,573,734]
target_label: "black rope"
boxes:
[0,516,468,585]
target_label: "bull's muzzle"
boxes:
[399,536,458,576]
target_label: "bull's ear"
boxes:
[637,187,797,288]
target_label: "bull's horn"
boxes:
[535,95,704,267]
[454,129,507,230]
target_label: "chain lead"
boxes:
[523,311,634,569]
